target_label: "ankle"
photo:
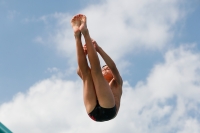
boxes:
[82,29,89,36]
[74,32,81,38]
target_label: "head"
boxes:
[102,65,113,82]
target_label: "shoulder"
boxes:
[110,78,123,87]
[112,76,123,87]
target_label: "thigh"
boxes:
[81,69,98,114]
[90,70,115,108]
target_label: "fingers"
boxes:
[92,41,98,50]
[83,43,97,53]
[91,40,96,44]
[83,44,87,48]
[84,39,99,52]
[92,40,98,47]
[84,50,87,55]
[83,44,87,55]
[83,47,87,52]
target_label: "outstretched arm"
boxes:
[92,40,122,84]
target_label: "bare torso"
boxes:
[109,78,123,115]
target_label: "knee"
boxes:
[77,67,91,77]
[77,68,83,78]
[77,68,81,75]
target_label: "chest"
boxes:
[109,80,122,96]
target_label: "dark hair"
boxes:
[102,65,107,68]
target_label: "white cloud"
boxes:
[1,45,200,133]
[119,45,200,133]
[177,119,200,133]
[0,78,86,133]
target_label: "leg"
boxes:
[71,15,97,113]
[79,14,115,108]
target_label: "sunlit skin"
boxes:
[84,45,113,82]
[102,65,113,82]
[71,14,123,121]
[83,44,113,82]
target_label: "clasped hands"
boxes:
[83,39,100,55]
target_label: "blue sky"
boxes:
[0,0,83,102]
[0,0,200,132]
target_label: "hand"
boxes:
[91,39,100,52]
[83,44,87,55]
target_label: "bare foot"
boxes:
[71,15,81,36]
[71,14,88,36]
[79,14,88,34]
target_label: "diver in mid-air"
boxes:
[71,14,123,122]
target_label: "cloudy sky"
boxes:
[0,0,200,132]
